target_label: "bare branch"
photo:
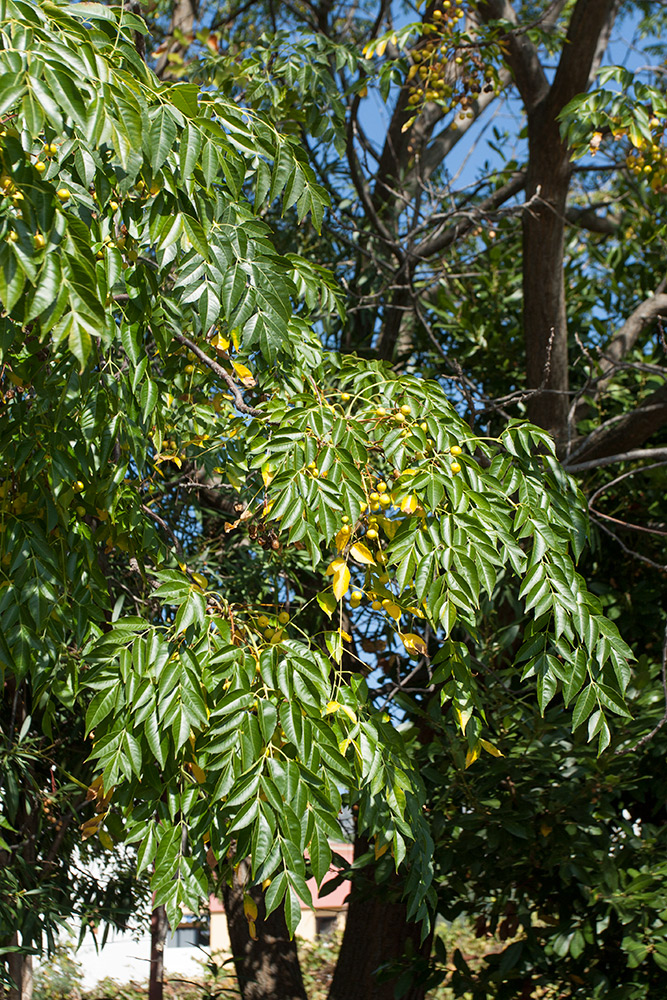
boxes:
[565,446,667,473]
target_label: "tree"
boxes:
[1,1,664,999]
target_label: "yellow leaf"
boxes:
[407,63,419,82]
[376,38,388,57]
[326,558,345,576]
[454,706,472,735]
[374,837,389,860]
[243,895,258,921]
[261,462,276,487]
[339,629,352,642]
[399,632,428,657]
[232,361,256,387]
[191,573,208,590]
[540,821,552,837]
[190,762,206,783]
[480,738,504,758]
[339,738,352,754]
[350,542,375,565]
[340,704,358,724]
[465,742,481,769]
[335,528,350,553]
[324,701,340,715]
[384,602,401,621]
[378,516,397,540]
[333,562,350,600]
[400,494,418,514]
[326,558,350,600]
[211,333,230,352]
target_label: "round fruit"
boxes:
[394,412,406,423]
[270,630,283,644]
[376,481,387,493]
[339,524,351,535]
[7,230,18,242]
[379,494,391,507]
[369,492,379,502]
[341,515,349,524]
[109,200,119,211]
[34,233,46,249]
[450,445,462,456]
[263,628,275,640]
[351,590,363,601]
[375,407,387,417]
[451,462,461,474]
[56,188,70,201]
[184,364,194,373]
[278,611,290,625]
[35,161,46,173]
[341,392,351,401]
[366,528,379,540]
[257,615,269,628]
[419,421,428,432]
[49,143,58,154]
[307,461,317,469]
[72,481,85,493]
[371,600,382,610]
[75,506,86,517]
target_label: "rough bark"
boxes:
[148,905,168,1000]
[222,861,307,1000]
[480,0,621,445]
[328,837,433,1000]
[7,938,33,1000]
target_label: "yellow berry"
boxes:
[375,407,387,417]
[451,462,461,474]
[450,445,462,456]
[341,515,349,524]
[371,600,382,611]
[379,494,391,507]
[184,364,194,374]
[56,188,70,201]
[400,405,411,415]
[351,590,363,601]
[394,412,406,423]
[341,392,351,401]
[7,230,18,242]
[72,481,85,493]
[34,233,46,249]
[257,615,269,628]
[49,143,58,154]
[366,528,378,540]
[35,161,46,173]
[263,628,274,640]
[109,200,119,211]
[376,481,387,493]
[278,611,290,624]
[369,492,380,502]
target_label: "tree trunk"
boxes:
[7,935,33,1000]
[148,904,168,1000]
[328,838,433,1000]
[222,861,307,1000]
[522,110,572,445]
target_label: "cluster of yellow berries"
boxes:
[405,2,498,122]
[256,610,290,645]
[624,118,667,193]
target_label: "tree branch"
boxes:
[173,333,262,417]
[477,0,549,112]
